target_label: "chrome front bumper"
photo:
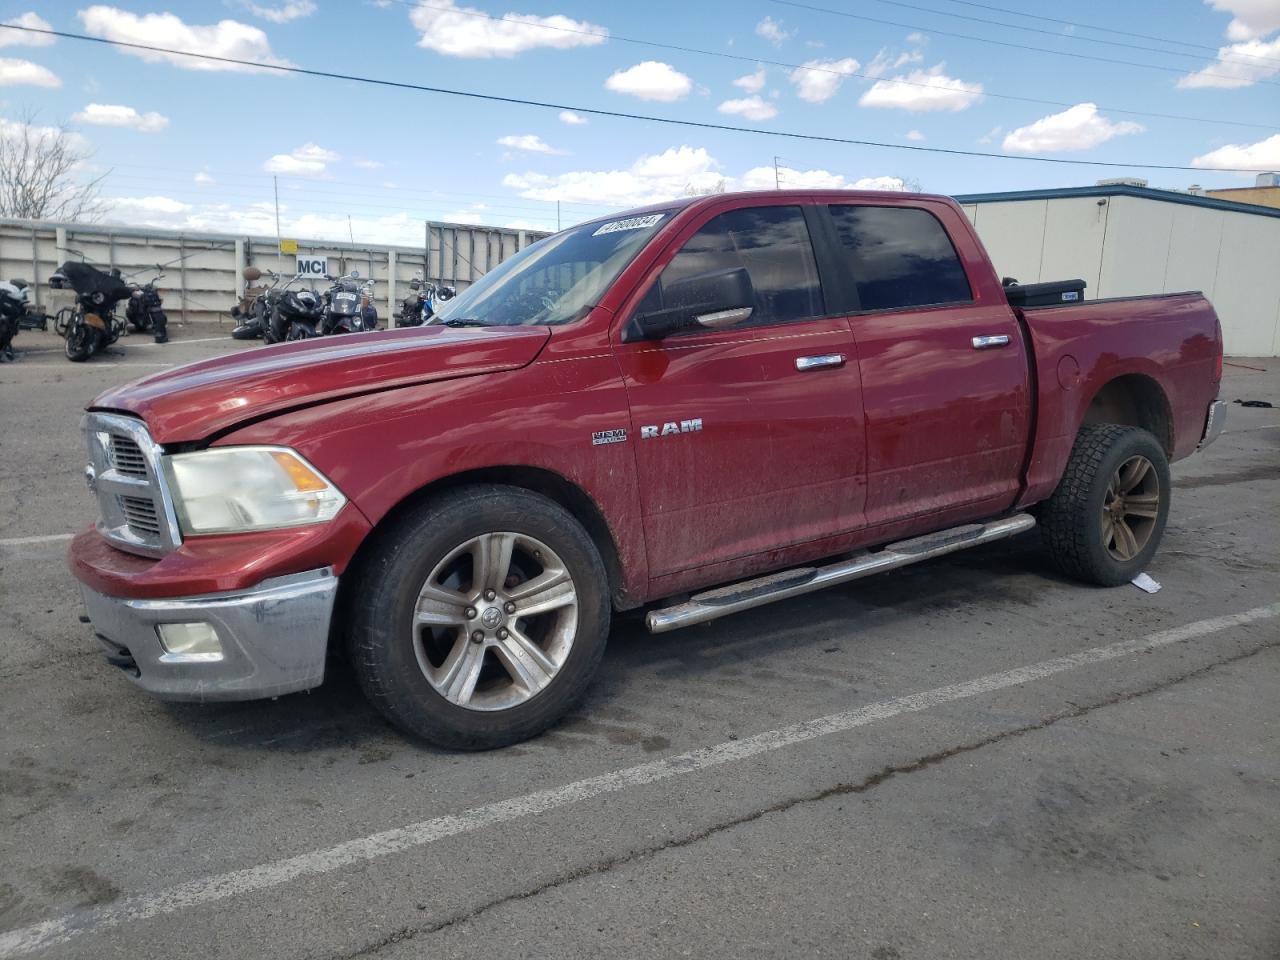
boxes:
[80,568,338,702]
[1198,399,1227,450]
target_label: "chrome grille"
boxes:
[109,435,148,478]
[118,495,162,535]
[84,412,181,558]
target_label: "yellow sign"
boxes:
[279,239,298,254]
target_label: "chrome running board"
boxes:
[645,513,1036,634]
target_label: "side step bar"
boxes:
[645,513,1036,634]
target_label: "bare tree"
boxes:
[0,109,107,222]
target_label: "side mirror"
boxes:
[409,278,421,290]
[632,266,754,340]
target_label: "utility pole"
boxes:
[556,200,561,232]
[347,214,355,246]
[273,175,282,268]
[774,156,782,190]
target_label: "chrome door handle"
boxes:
[971,334,1011,350]
[795,353,846,371]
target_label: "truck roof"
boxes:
[580,189,957,228]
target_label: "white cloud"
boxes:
[0,57,59,87]
[717,95,778,121]
[1191,132,1280,170]
[789,57,860,103]
[1204,0,1280,40]
[504,145,906,207]
[859,64,983,112]
[72,103,169,132]
[558,110,587,125]
[1002,103,1143,153]
[194,171,215,185]
[240,0,317,23]
[605,61,693,101]
[865,47,923,78]
[906,31,927,45]
[733,66,766,92]
[108,195,193,216]
[263,142,340,175]
[0,12,54,46]
[755,16,792,46]
[978,125,1002,144]
[353,158,383,169]
[409,0,607,58]
[1177,35,1280,88]
[905,129,925,141]
[497,133,566,154]
[741,166,906,191]
[441,205,489,225]
[77,6,292,72]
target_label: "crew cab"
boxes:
[69,190,1226,749]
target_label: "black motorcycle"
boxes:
[52,262,132,362]
[230,266,274,341]
[394,276,455,327]
[318,271,378,335]
[274,286,324,342]
[0,279,28,361]
[124,267,169,343]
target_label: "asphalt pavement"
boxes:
[1,326,1277,960]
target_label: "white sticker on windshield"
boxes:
[592,214,664,236]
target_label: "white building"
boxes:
[954,184,1280,357]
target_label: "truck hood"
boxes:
[91,325,551,443]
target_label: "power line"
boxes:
[367,0,1278,131]
[935,0,1280,62]
[768,0,1280,86]
[864,0,1280,68]
[5,23,1273,174]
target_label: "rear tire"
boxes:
[348,485,611,750]
[1040,424,1171,586]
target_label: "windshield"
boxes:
[432,212,671,327]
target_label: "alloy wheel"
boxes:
[411,532,579,711]
[1101,454,1161,561]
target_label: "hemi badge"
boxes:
[592,429,627,446]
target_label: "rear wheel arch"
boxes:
[1080,373,1174,456]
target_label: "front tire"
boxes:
[348,485,611,750]
[65,324,96,362]
[1040,424,1171,586]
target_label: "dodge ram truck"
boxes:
[69,190,1226,749]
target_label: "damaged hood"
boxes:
[91,325,551,443]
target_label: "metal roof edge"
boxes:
[952,184,1280,220]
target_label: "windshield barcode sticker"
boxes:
[592,214,664,236]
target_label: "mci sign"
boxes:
[296,255,328,279]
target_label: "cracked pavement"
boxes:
[1,330,1277,959]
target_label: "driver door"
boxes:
[611,202,866,579]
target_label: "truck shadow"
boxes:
[158,532,1070,755]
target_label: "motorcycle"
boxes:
[51,261,132,362]
[0,279,28,361]
[124,266,169,342]
[394,275,455,327]
[273,284,324,342]
[317,271,378,335]
[229,266,274,341]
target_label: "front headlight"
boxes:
[163,447,347,535]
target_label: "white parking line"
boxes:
[1,602,1276,958]
[0,533,74,547]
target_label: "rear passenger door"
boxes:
[824,202,1030,528]
[612,202,867,579]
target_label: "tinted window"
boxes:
[828,205,971,311]
[636,205,824,330]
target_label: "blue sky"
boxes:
[3,0,1279,243]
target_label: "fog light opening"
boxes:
[156,622,225,663]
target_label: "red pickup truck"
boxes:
[69,190,1226,748]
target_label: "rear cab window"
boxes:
[827,205,972,312]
